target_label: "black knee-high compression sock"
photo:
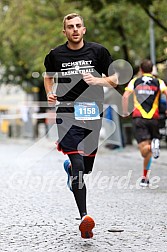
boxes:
[72,177,87,218]
[68,154,87,218]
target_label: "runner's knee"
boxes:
[69,154,84,178]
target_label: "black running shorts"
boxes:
[132,117,160,144]
[56,112,102,156]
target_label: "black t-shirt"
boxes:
[44,41,114,104]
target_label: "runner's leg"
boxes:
[83,155,96,174]
[68,153,87,218]
[138,140,152,181]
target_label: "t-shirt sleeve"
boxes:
[125,77,137,91]
[44,51,55,77]
[158,79,167,92]
[99,47,114,76]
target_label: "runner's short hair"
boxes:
[63,13,84,29]
[140,59,153,73]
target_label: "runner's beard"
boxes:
[68,35,83,44]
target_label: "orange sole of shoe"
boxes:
[79,216,95,239]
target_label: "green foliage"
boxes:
[0,0,167,90]
[67,0,167,69]
[0,0,75,87]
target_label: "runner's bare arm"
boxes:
[122,90,132,116]
[44,74,57,105]
[82,73,118,88]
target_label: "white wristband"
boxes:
[122,112,130,117]
[47,91,53,97]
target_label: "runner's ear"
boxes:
[83,27,86,34]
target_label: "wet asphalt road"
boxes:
[0,137,167,252]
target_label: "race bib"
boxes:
[74,102,100,120]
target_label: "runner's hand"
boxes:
[47,93,57,106]
[82,73,98,85]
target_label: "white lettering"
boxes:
[138,90,154,95]
[62,60,92,68]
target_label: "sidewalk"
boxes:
[0,138,166,252]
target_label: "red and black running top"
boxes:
[125,73,167,119]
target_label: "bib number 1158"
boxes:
[74,102,100,120]
[79,107,96,115]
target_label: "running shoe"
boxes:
[79,215,95,239]
[140,178,149,187]
[63,160,72,191]
[151,138,160,159]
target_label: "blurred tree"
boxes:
[0,0,167,93]
[66,0,167,66]
[127,0,167,32]
[0,0,74,89]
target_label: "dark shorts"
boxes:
[56,113,102,156]
[132,117,160,144]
